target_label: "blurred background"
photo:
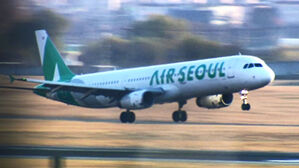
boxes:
[1,0,299,73]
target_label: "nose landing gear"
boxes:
[240,89,250,111]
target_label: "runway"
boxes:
[2,113,299,127]
[1,146,299,164]
[1,82,299,157]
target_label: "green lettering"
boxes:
[160,69,166,84]
[166,68,175,84]
[178,66,187,83]
[195,64,206,80]
[150,70,160,86]
[187,65,195,81]
[208,63,219,79]
[219,62,225,77]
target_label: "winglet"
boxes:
[9,75,15,83]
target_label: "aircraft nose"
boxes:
[266,67,275,84]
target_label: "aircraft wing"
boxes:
[8,76,164,96]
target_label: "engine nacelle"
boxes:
[196,93,233,109]
[119,90,154,109]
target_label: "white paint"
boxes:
[35,30,48,65]
[53,64,60,81]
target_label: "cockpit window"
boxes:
[248,63,254,68]
[244,63,263,69]
[254,63,263,67]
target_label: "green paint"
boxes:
[178,66,187,83]
[195,64,206,80]
[43,37,74,81]
[160,69,166,84]
[219,62,225,77]
[33,84,50,97]
[149,61,225,86]
[150,70,160,86]
[57,90,79,106]
[166,68,175,84]
[187,65,195,81]
[208,63,219,79]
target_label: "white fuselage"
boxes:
[65,55,274,108]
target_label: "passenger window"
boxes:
[254,63,263,67]
[248,63,254,68]
[243,64,248,69]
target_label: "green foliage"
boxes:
[0,9,68,65]
[80,36,168,67]
[175,35,242,61]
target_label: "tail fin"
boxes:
[35,30,75,81]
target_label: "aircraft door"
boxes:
[227,62,235,79]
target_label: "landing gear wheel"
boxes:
[241,103,251,111]
[120,112,127,123]
[172,101,188,123]
[127,112,135,123]
[180,111,187,122]
[172,111,180,122]
[172,110,188,122]
[120,111,136,123]
[240,89,251,111]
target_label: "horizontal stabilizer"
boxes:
[0,86,48,91]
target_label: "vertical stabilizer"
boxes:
[35,30,75,81]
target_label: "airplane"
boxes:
[4,30,275,123]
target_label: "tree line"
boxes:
[79,15,243,68]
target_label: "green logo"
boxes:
[150,62,225,86]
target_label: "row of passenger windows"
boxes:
[91,77,152,86]
[128,77,151,82]
[243,63,263,69]
[92,80,120,86]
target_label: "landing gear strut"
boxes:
[120,110,135,123]
[172,100,187,122]
[240,89,251,111]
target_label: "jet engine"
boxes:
[196,93,233,109]
[119,90,154,109]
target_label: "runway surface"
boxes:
[1,79,299,157]
[2,113,299,127]
[1,146,299,164]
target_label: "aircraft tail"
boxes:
[35,30,75,81]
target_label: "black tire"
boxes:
[120,112,127,123]
[128,112,136,123]
[172,111,180,122]
[246,104,251,111]
[180,111,187,122]
[241,104,251,111]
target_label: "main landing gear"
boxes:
[172,100,187,122]
[120,110,135,123]
[240,89,251,111]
